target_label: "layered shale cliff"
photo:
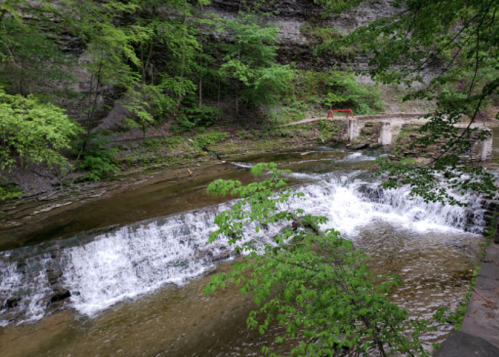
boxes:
[57,0,402,128]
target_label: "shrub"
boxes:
[73,131,120,181]
[0,90,81,171]
[194,132,228,151]
[173,105,223,133]
[0,183,22,201]
[292,70,385,116]
[204,163,428,356]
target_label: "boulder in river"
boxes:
[197,243,232,262]
[49,287,71,304]
[46,270,63,285]
[2,296,21,310]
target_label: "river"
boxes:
[1,140,496,356]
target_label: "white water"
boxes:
[0,172,485,326]
[231,162,254,168]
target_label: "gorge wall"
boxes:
[58,0,404,128]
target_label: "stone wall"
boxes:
[347,121,382,149]
[389,123,493,162]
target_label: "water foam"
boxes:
[0,173,485,325]
[340,152,379,162]
[231,162,254,168]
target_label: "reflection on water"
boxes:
[0,145,486,356]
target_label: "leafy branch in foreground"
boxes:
[319,0,499,203]
[375,156,497,206]
[204,163,429,357]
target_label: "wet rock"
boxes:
[353,142,368,150]
[3,296,21,310]
[445,242,467,251]
[485,200,499,210]
[357,184,384,202]
[347,142,369,150]
[198,243,231,262]
[16,262,27,272]
[209,251,232,262]
[50,249,63,259]
[50,287,71,304]
[47,270,63,285]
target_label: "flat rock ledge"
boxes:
[433,331,499,357]
[434,242,499,356]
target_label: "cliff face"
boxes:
[89,0,404,131]
[23,0,402,129]
[206,0,400,70]
[47,0,402,127]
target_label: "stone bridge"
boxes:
[286,113,493,161]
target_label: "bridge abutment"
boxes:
[480,135,493,162]
[348,119,360,141]
[378,122,393,145]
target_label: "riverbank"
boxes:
[435,240,499,356]
[3,113,497,248]
[0,124,330,251]
[434,198,499,356]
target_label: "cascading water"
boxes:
[0,168,486,327]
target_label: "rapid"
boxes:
[0,144,493,356]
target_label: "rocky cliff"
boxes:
[60,0,402,127]
[207,0,400,71]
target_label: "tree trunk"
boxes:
[177,14,188,111]
[235,82,239,117]
[235,49,241,117]
[198,5,204,109]
[199,72,203,109]
[218,80,221,106]
[78,54,104,159]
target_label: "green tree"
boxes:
[221,15,296,116]
[322,71,384,114]
[122,0,214,136]
[0,0,76,97]
[0,90,81,171]
[319,0,499,204]
[71,130,120,181]
[205,163,428,357]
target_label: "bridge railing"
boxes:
[327,109,354,119]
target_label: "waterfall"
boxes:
[0,173,485,326]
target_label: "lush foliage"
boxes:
[0,90,81,171]
[72,131,120,181]
[0,183,22,201]
[174,104,223,132]
[221,16,296,113]
[1,0,496,209]
[293,70,384,116]
[0,0,78,97]
[320,0,499,202]
[205,163,429,357]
